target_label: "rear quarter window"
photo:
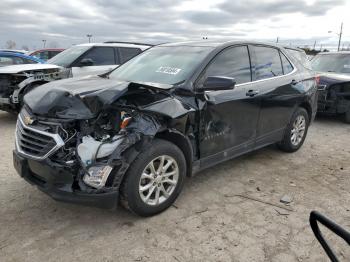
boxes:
[280,53,294,74]
[253,46,283,80]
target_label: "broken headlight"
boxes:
[83,165,113,189]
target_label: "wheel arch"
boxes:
[299,101,312,122]
[155,130,194,177]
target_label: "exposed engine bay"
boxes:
[0,66,70,112]
[16,78,196,198]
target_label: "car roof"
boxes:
[159,40,284,49]
[282,46,306,53]
[76,42,152,50]
[0,51,44,62]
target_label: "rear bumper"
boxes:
[13,150,119,209]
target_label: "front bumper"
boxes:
[13,150,119,209]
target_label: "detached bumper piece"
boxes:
[13,150,119,209]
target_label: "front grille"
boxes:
[15,113,65,160]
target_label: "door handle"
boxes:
[246,89,259,97]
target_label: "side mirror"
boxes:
[200,76,236,91]
[79,58,94,67]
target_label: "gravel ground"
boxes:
[0,111,349,262]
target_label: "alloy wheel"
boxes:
[138,155,179,206]
[291,115,306,146]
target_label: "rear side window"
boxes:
[118,47,142,64]
[280,53,294,74]
[202,45,252,85]
[253,46,283,80]
[80,47,115,65]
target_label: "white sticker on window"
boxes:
[344,65,350,68]
[156,66,181,75]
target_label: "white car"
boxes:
[0,42,152,112]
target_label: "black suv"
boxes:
[13,41,318,216]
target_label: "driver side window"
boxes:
[78,47,115,66]
[200,45,252,86]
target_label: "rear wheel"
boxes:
[344,108,350,123]
[278,107,309,152]
[120,139,186,216]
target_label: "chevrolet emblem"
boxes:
[24,115,34,125]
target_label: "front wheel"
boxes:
[120,139,186,216]
[278,107,310,152]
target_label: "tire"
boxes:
[278,107,310,152]
[120,139,186,216]
[344,109,350,124]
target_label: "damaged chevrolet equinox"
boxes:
[14,41,318,216]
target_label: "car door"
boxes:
[71,47,117,77]
[197,45,261,166]
[249,45,302,147]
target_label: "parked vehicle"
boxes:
[0,49,28,54]
[0,42,152,113]
[13,40,318,216]
[29,48,65,61]
[311,52,350,122]
[0,51,44,66]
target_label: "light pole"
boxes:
[86,34,92,43]
[328,22,343,51]
[42,39,46,48]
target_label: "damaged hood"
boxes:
[24,75,131,119]
[0,64,62,74]
[24,74,194,120]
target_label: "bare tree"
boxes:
[21,45,29,51]
[5,40,16,49]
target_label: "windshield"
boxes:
[311,54,350,74]
[109,46,213,85]
[48,45,90,67]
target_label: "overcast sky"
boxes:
[1,0,349,50]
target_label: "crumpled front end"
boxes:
[317,77,350,114]
[0,67,70,112]
[13,81,195,208]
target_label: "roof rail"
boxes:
[103,41,154,46]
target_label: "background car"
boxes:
[0,51,44,67]
[311,52,350,122]
[29,48,65,61]
[0,41,153,113]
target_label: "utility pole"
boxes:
[86,34,92,43]
[276,37,279,43]
[337,22,343,51]
[313,40,316,50]
[42,39,46,48]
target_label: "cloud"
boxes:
[0,0,347,50]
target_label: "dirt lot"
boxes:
[0,111,349,262]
